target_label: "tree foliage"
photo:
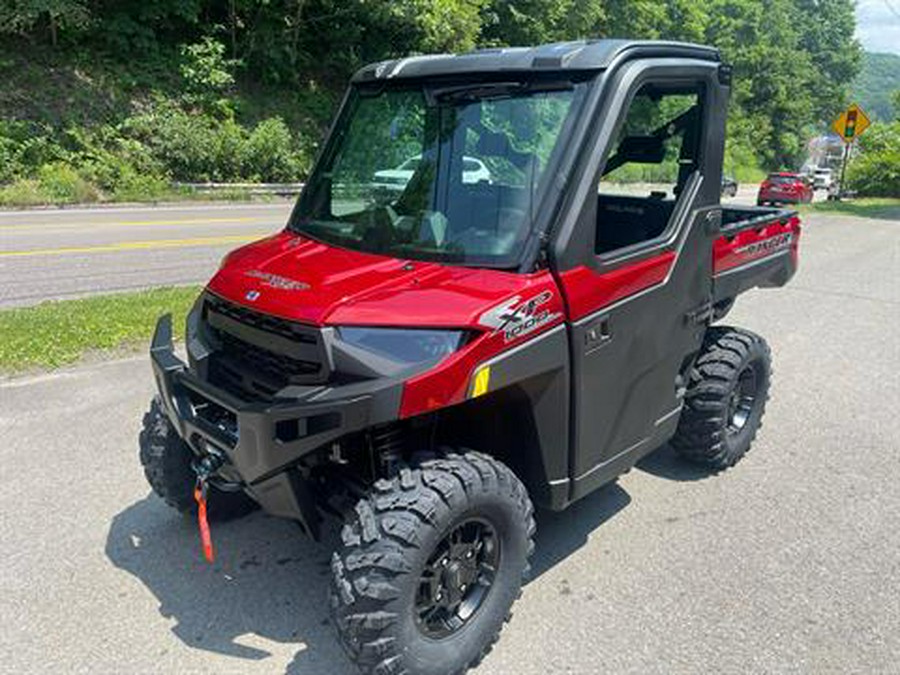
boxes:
[0,0,864,193]
[847,121,900,197]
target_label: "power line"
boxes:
[883,0,900,21]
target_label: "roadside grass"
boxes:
[0,286,201,374]
[803,198,900,221]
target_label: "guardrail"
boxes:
[173,182,305,196]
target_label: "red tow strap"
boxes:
[194,484,215,563]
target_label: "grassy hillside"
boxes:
[0,39,336,204]
[852,52,900,120]
[0,0,863,204]
[0,41,335,134]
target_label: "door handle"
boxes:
[584,316,611,353]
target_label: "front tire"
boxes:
[139,396,257,520]
[330,451,535,675]
[671,327,771,470]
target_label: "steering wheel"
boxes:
[447,206,527,256]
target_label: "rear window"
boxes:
[768,175,798,184]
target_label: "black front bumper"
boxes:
[150,314,403,531]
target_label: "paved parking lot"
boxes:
[1,210,897,674]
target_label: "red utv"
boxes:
[140,40,802,675]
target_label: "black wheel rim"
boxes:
[727,363,759,435]
[415,517,500,639]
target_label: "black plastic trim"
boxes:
[352,40,719,83]
[464,324,572,510]
[151,315,404,489]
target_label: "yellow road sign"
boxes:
[832,103,871,143]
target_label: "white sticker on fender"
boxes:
[478,291,562,342]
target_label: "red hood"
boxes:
[206,231,546,328]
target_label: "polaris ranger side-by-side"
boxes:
[141,40,801,675]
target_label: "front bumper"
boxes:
[150,314,403,531]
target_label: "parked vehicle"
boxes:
[812,167,834,191]
[757,172,814,205]
[141,40,802,675]
[373,154,491,192]
[721,175,738,197]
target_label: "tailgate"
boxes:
[713,207,801,303]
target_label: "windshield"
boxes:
[290,81,585,267]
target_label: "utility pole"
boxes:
[830,103,871,201]
[837,141,851,201]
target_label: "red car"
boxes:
[757,172,814,206]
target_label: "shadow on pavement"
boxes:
[530,481,631,580]
[636,443,714,482]
[105,495,356,675]
[108,483,636,672]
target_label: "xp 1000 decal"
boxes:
[479,291,562,342]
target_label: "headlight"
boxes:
[337,327,465,365]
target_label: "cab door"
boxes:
[556,69,727,501]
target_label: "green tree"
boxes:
[792,0,862,123]
[480,0,605,46]
[0,0,89,45]
[847,121,900,197]
[179,37,239,115]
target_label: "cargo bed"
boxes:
[712,205,801,310]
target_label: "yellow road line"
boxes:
[0,216,266,231]
[0,233,272,258]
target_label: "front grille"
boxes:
[205,294,317,344]
[219,331,321,381]
[202,294,327,398]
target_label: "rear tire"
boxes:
[671,327,771,470]
[139,396,257,520]
[330,451,535,675]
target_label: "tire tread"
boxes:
[330,451,534,675]
[671,326,772,470]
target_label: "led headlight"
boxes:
[337,327,465,365]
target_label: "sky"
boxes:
[856,0,900,54]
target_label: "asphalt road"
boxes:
[1,210,898,674]
[0,186,775,308]
[0,202,294,307]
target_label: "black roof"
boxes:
[353,39,720,83]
